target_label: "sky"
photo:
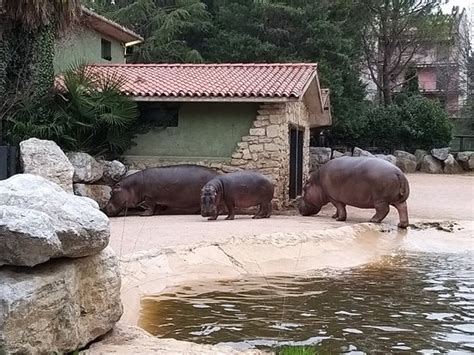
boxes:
[442,0,473,43]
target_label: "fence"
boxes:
[450,135,474,152]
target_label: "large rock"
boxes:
[100,160,127,184]
[443,154,463,174]
[431,147,450,161]
[0,174,109,266]
[375,154,397,166]
[420,155,443,173]
[394,150,417,173]
[456,151,474,171]
[19,138,74,192]
[309,147,332,165]
[74,184,112,209]
[83,323,263,355]
[415,149,428,170]
[67,152,104,183]
[0,248,122,354]
[332,150,345,159]
[0,206,61,267]
[353,147,375,158]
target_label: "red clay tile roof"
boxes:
[84,63,318,100]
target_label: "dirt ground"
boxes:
[109,173,474,256]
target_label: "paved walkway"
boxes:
[109,173,474,256]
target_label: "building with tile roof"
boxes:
[54,7,143,73]
[89,63,331,206]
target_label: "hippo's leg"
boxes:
[140,198,156,216]
[369,202,390,223]
[225,202,235,220]
[332,201,347,221]
[208,214,218,221]
[393,201,409,229]
[252,204,264,219]
[262,202,272,218]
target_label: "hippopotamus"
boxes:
[201,171,274,220]
[103,165,219,217]
[298,156,410,228]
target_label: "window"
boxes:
[136,103,180,132]
[101,38,112,61]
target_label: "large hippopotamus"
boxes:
[103,165,219,217]
[201,171,274,220]
[298,156,410,228]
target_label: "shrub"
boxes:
[397,95,452,151]
[5,64,138,158]
[327,95,452,152]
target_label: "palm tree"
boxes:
[2,0,81,30]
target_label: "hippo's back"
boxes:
[143,164,219,183]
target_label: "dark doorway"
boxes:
[289,127,304,199]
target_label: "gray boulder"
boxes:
[415,149,428,170]
[456,151,474,171]
[420,155,443,173]
[431,147,450,161]
[332,150,345,159]
[309,147,332,171]
[74,184,112,209]
[0,207,61,267]
[353,147,375,158]
[0,248,122,354]
[394,150,417,173]
[0,174,109,266]
[443,154,463,174]
[310,147,332,164]
[375,154,397,166]
[101,160,127,184]
[67,152,104,183]
[19,138,74,192]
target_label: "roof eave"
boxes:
[81,6,143,45]
[130,96,299,103]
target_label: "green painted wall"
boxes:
[54,25,125,73]
[126,102,258,160]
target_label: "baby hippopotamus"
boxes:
[201,171,274,220]
[298,156,410,228]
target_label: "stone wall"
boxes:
[125,101,312,208]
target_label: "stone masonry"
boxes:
[125,102,311,208]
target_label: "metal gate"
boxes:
[289,127,304,199]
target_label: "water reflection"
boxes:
[139,253,474,353]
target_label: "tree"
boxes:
[0,0,81,144]
[360,0,451,105]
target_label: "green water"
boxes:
[139,252,474,353]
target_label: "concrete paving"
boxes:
[109,173,474,256]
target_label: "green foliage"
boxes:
[6,64,139,158]
[398,95,453,151]
[277,346,316,355]
[330,95,452,151]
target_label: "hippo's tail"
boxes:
[397,172,410,202]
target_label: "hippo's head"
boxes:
[297,181,323,216]
[103,183,127,217]
[200,184,220,217]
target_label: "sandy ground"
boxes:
[109,173,474,256]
